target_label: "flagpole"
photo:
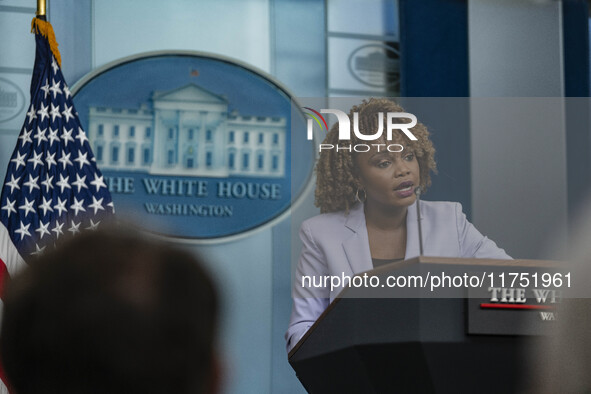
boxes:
[36,0,46,20]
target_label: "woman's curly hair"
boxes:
[314,98,437,213]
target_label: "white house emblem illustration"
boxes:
[88,83,286,178]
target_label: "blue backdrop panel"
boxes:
[398,0,471,217]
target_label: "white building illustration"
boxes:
[87,84,286,178]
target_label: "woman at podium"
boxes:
[286,98,510,353]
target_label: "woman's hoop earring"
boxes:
[355,188,366,203]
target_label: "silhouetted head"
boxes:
[1,227,220,394]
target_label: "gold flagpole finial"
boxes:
[36,0,46,17]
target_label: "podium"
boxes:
[288,256,558,393]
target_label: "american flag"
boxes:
[0,18,114,299]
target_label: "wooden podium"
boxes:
[288,257,559,393]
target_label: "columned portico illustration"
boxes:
[88,83,286,178]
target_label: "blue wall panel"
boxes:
[398,0,471,217]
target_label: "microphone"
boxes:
[415,187,424,256]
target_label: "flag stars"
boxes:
[61,128,74,146]
[18,197,36,217]
[87,219,100,231]
[63,85,71,99]
[52,221,64,238]
[5,174,21,194]
[50,103,62,122]
[48,127,60,147]
[27,151,44,170]
[39,196,54,216]
[72,174,88,192]
[34,127,48,146]
[26,105,37,123]
[75,127,89,145]
[88,196,104,214]
[51,57,59,74]
[56,174,71,193]
[14,221,31,240]
[37,102,49,122]
[53,197,68,216]
[41,175,54,193]
[18,128,33,147]
[108,201,115,213]
[74,150,90,169]
[23,174,40,193]
[62,104,74,123]
[46,152,57,170]
[1,198,16,218]
[10,151,26,170]
[70,197,86,216]
[31,243,46,256]
[58,151,72,169]
[49,78,62,98]
[40,80,50,98]
[35,221,51,240]
[68,220,81,235]
[3,39,116,256]
[90,174,107,192]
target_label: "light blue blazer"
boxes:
[285,200,511,353]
